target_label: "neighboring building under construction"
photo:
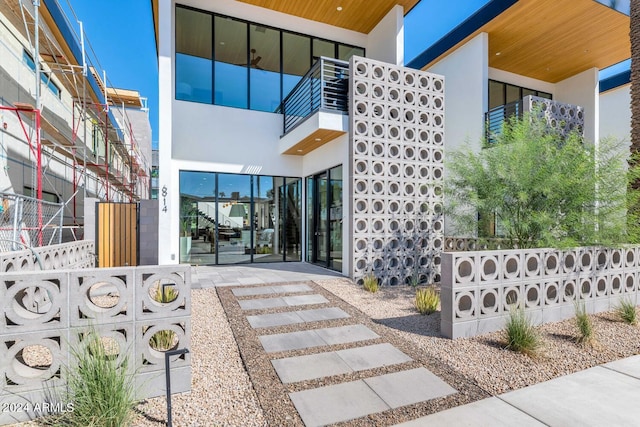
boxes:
[0,0,152,243]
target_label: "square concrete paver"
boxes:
[239,294,327,310]
[364,368,457,409]
[258,324,379,353]
[603,354,640,379]
[232,287,278,297]
[259,330,327,353]
[337,343,412,371]
[393,397,546,427]
[500,366,640,427]
[238,297,287,310]
[289,380,390,427]
[247,311,305,328]
[315,324,380,345]
[232,283,314,296]
[271,284,313,293]
[296,307,350,322]
[282,294,329,306]
[270,343,410,384]
[272,352,352,383]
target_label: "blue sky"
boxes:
[62,0,158,149]
[62,0,629,150]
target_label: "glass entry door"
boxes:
[309,166,342,271]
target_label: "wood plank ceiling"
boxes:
[425,0,630,83]
[235,0,421,33]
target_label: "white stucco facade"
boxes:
[600,84,631,143]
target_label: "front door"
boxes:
[313,172,328,265]
[309,165,342,271]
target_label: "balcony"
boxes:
[279,57,349,155]
[485,95,584,144]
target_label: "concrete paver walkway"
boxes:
[227,276,458,426]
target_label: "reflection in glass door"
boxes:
[314,172,328,265]
[309,165,342,271]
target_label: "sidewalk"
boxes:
[395,355,640,427]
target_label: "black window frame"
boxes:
[488,79,552,111]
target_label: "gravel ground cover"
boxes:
[317,278,640,396]
[11,277,640,426]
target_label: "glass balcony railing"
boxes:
[279,57,350,135]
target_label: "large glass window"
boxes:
[215,16,248,108]
[283,32,310,97]
[175,7,212,103]
[175,5,363,112]
[313,38,335,61]
[249,25,281,112]
[488,79,553,110]
[178,171,301,265]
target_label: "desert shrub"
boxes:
[503,306,541,356]
[362,273,379,293]
[574,300,594,344]
[62,330,136,427]
[415,287,439,315]
[616,299,638,325]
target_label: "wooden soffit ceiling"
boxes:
[481,0,629,82]
[234,0,420,33]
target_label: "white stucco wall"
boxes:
[173,102,302,177]
[426,33,487,237]
[600,84,631,143]
[555,68,599,145]
[366,5,404,66]
[427,32,488,154]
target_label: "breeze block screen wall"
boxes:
[441,246,640,338]
[350,56,445,286]
[0,265,191,425]
[524,95,585,138]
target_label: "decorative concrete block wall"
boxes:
[524,95,585,137]
[441,246,640,338]
[0,265,191,425]
[350,56,445,286]
[0,240,94,272]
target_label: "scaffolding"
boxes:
[0,0,151,242]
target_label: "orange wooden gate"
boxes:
[96,202,138,267]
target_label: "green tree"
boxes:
[446,113,640,248]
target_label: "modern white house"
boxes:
[154,0,631,285]
[153,0,448,285]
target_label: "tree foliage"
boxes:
[446,113,640,248]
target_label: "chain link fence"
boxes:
[0,192,64,252]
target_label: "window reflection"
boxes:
[176,7,212,103]
[250,25,281,112]
[215,16,248,108]
[283,32,310,96]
